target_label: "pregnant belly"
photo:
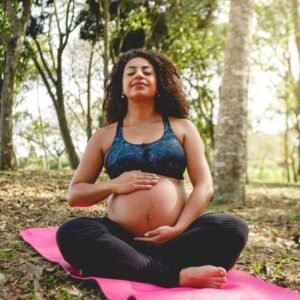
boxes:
[107,177,187,236]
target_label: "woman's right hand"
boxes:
[111,170,160,195]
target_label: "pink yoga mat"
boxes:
[20,227,300,300]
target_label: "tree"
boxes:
[0,0,32,170]
[162,0,223,164]
[213,0,255,203]
[26,0,80,169]
[78,0,221,155]
[64,39,102,141]
[255,0,300,182]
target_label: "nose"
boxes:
[134,68,144,78]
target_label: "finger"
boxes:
[135,239,161,245]
[144,229,160,237]
[134,237,155,242]
[134,184,153,190]
[137,179,159,185]
[137,176,160,182]
[140,172,160,178]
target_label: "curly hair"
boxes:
[103,49,189,125]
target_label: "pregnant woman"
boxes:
[56,49,248,288]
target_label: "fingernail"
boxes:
[144,233,149,237]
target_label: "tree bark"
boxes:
[98,0,110,80]
[284,108,290,182]
[86,43,95,140]
[213,0,255,203]
[0,0,32,170]
[291,0,300,181]
[36,83,49,169]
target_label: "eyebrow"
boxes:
[125,65,152,70]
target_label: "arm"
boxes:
[67,128,112,207]
[68,127,160,207]
[173,119,213,233]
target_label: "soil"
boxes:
[0,170,299,299]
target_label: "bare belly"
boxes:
[107,176,187,236]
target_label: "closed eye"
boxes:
[126,71,152,76]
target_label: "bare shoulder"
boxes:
[93,122,118,154]
[168,117,203,146]
[168,117,196,144]
[95,122,118,136]
[168,117,198,133]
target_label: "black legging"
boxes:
[56,213,248,287]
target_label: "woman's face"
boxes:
[122,57,157,101]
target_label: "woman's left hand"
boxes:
[134,226,181,245]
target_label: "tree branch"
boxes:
[33,38,57,86]
[66,101,86,131]
[26,43,58,108]
[53,0,62,36]
[47,14,57,72]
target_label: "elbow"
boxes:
[207,185,214,202]
[203,183,214,204]
[208,183,214,197]
[67,188,78,207]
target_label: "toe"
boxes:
[217,267,227,276]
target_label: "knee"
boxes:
[56,218,79,250]
[223,214,249,249]
[56,217,93,249]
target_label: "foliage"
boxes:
[76,0,222,160]
[255,0,300,182]
[0,2,37,92]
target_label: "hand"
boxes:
[111,170,160,195]
[134,226,181,245]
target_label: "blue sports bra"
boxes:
[104,115,186,180]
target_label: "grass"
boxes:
[0,171,299,298]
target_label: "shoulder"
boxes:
[168,117,197,132]
[89,122,118,153]
[168,117,199,144]
[169,117,203,146]
[92,122,118,139]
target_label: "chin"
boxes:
[129,94,155,101]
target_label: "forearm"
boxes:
[174,183,213,233]
[68,180,114,207]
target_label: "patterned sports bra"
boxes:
[104,115,186,180]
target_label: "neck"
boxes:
[125,100,160,125]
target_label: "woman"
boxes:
[56,49,248,288]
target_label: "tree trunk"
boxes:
[213,0,255,203]
[284,108,290,182]
[98,0,110,80]
[0,0,32,170]
[37,94,49,169]
[56,45,79,169]
[86,44,95,140]
[55,100,79,169]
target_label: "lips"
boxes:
[132,81,147,87]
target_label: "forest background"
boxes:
[0,0,299,299]
[1,0,299,183]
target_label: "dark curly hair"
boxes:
[103,49,189,125]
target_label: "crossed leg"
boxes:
[56,213,248,288]
[159,213,249,288]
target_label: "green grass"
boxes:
[248,165,287,182]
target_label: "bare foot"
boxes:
[179,265,227,289]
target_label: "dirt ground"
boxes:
[0,170,299,299]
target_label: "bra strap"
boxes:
[115,118,123,139]
[117,118,123,129]
[162,114,171,131]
